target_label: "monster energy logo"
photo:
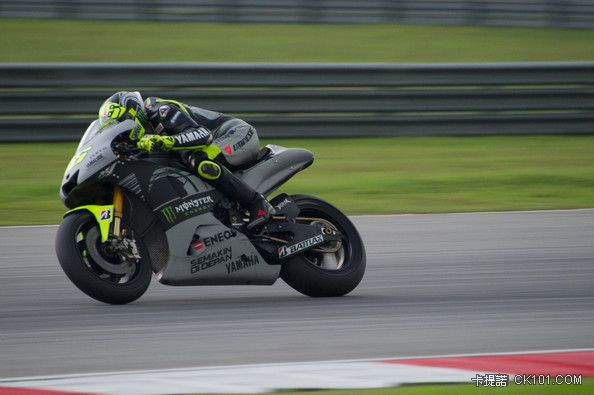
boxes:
[161,206,176,224]
[159,193,215,225]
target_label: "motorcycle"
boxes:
[56,118,366,304]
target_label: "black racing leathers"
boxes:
[142,97,274,231]
[144,98,217,149]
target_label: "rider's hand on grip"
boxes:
[128,124,145,141]
[137,135,155,153]
[137,135,175,153]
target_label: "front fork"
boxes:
[110,184,141,261]
[63,185,125,243]
[112,185,124,237]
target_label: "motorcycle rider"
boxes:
[98,91,275,232]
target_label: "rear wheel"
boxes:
[280,195,366,297]
[55,212,151,304]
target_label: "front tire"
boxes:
[280,195,366,297]
[55,212,151,304]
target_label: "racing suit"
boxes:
[140,97,274,231]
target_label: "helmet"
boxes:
[99,91,148,140]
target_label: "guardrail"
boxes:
[1,62,593,141]
[1,0,594,28]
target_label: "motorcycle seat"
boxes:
[229,146,272,171]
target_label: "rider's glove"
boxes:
[129,124,145,141]
[137,135,175,154]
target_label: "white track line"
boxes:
[1,348,592,383]
[0,362,487,395]
[2,348,592,395]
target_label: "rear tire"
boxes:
[55,212,151,304]
[280,195,366,297]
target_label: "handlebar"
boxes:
[111,133,142,158]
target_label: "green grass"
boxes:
[1,18,594,62]
[197,379,594,395]
[1,136,593,225]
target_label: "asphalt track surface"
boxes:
[1,210,593,378]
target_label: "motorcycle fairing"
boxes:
[77,159,272,285]
[64,204,114,243]
[61,120,131,202]
[157,214,279,286]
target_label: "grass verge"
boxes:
[1,19,594,62]
[1,136,593,225]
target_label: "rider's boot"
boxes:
[196,160,275,232]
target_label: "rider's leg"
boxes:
[187,152,275,231]
[206,118,275,230]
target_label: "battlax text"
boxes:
[278,234,324,258]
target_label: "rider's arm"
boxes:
[164,126,213,150]
[139,101,214,152]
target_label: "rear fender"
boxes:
[64,205,114,243]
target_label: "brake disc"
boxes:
[85,227,133,275]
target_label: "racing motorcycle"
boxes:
[56,118,366,304]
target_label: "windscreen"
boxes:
[76,118,118,152]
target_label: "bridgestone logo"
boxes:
[278,234,324,258]
[100,209,111,221]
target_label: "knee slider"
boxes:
[197,160,222,180]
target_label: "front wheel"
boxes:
[280,195,366,297]
[55,212,152,304]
